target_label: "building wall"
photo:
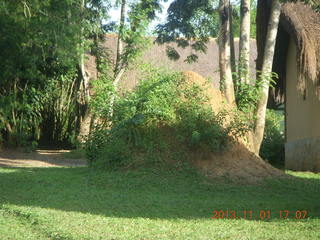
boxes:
[285,38,320,172]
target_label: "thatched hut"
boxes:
[258,1,320,171]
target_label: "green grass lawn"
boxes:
[0,167,319,240]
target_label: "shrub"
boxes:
[40,70,79,146]
[0,84,43,149]
[86,66,250,169]
[260,109,285,166]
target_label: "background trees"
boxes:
[0,0,165,147]
[0,0,108,146]
[156,0,284,155]
[0,0,289,159]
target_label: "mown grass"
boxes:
[0,167,319,240]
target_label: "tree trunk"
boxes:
[239,0,251,84]
[256,0,272,77]
[253,0,281,154]
[78,53,92,142]
[5,122,13,144]
[108,0,127,120]
[78,0,92,142]
[229,4,237,84]
[114,0,126,79]
[219,0,235,105]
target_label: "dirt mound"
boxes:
[182,71,284,183]
[191,143,283,184]
[182,71,234,113]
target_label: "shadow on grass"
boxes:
[0,167,319,220]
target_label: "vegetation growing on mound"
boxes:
[86,67,250,169]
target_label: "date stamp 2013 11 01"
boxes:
[211,210,308,220]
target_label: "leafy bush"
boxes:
[86,128,132,169]
[89,74,115,126]
[236,82,261,115]
[235,71,277,117]
[260,109,285,166]
[0,81,43,148]
[0,68,80,149]
[86,66,250,169]
[40,70,79,146]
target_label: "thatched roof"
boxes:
[266,2,320,103]
[281,2,320,98]
[87,34,257,91]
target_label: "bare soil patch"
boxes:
[0,149,86,168]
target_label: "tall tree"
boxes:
[107,0,127,120]
[157,0,282,156]
[218,0,235,104]
[99,0,164,122]
[78,0,93,141]
[114,0,127,86]
[112,0,163,84]
[239,0,251,84]
[253,0,281,154]
[229,4,237,83]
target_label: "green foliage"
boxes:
[0,69,80,148]
[86,66,250,169]
[302,0,320,12]
[90,73,115,126]
[85,128,132,169]
[119,0,158,64]
[0,0,164,149]
[260,109,285,166]
[0,80,43,148]
[156,0,218,62]
[235,70,278,117]
[107,0,162,78]
[156,0,257,62]
[250,2,257,38]
[0,0,109,147]
[236,81,262,115]
[40,70,79,146]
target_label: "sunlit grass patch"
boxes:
[0,167,319,240]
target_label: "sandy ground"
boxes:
[0,149,86,168]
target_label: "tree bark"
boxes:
[108,0,127,120]
[229,4,237,84]
[239,0,251,84]
[78,52,92,142]
[256,0,272,77]
[114,0,126,78]
[5,122,13,144]
[78,0,92,142]
[219,0,235,105]
[253,0,281,154]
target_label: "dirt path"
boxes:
[0,150,86,168]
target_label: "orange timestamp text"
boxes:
[211,210,308,220]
